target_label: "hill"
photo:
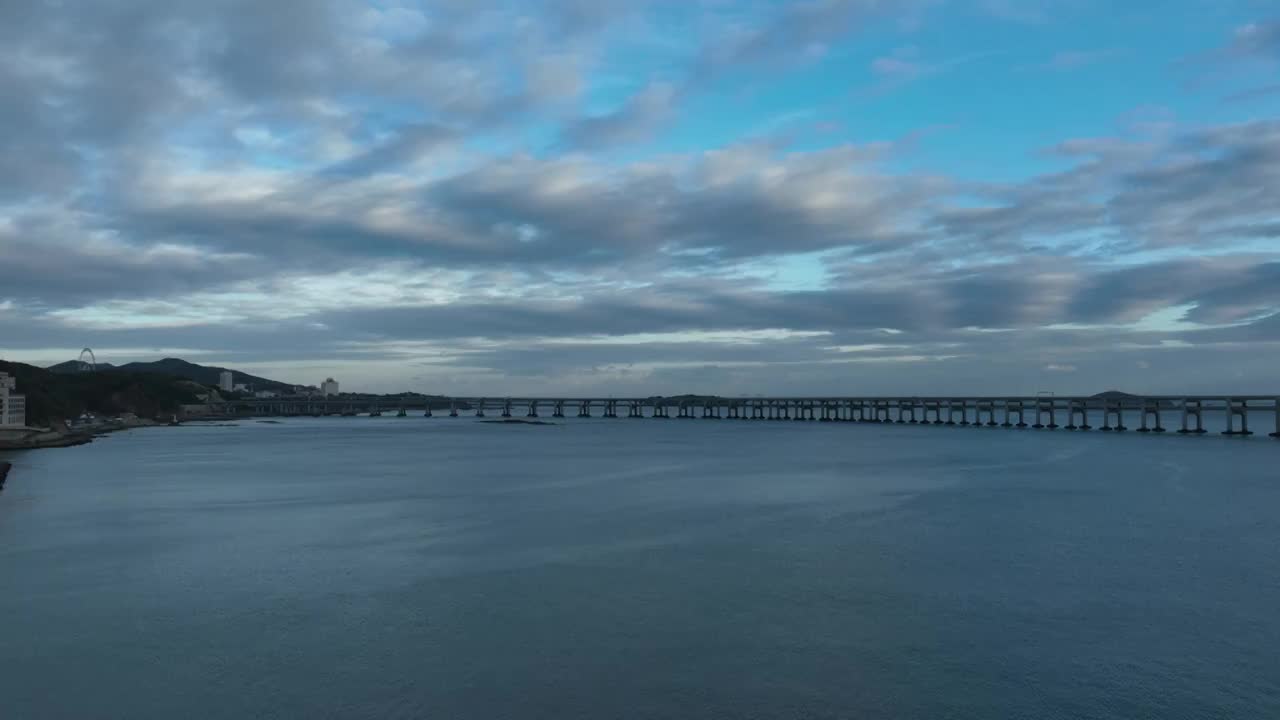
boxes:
[1090,390,1142,399]
[48,357,296,392]
[2,360,202,426]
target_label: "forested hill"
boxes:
[47,357,295,392]
[1,360,201,427]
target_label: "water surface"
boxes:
[2,418,1278,719]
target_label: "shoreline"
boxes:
[0,418,169,452]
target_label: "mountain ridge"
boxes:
[47,357,297,392]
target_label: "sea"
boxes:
[1,416,1278,719]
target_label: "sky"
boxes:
[1,0,1278,396]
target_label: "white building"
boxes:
[219,370,234,392]
[321,378,340,396]
[0,372,27,428]
[233,383,249,393]
[254,390,278,399]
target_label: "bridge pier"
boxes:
[1137,400,1164,433]
[501,400,513,418]
[475,399,486,418]
[946,401,966,426]
[604,401,619,418]
[1065,399,1089,430]
[1002,401,1026,428]
[1100,400,1126,431]
[1178,399,1204,434]
[526,400,539,418]
[449,401,458,417]
[874,401,890,423]
[921,401,939,425]
[975,401,996,427]
[898,402,916,424]
[1223,399,1252,436]
[1032,399,1057,429]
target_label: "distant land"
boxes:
[2,360,202,427]
[48,357,296,393]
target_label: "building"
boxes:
[254,390,278,399]
[219,370,234,392]
[321,378,340,396]
[0,372,27,428]
[233,383,249,393]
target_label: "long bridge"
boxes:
[204,395,1280,437]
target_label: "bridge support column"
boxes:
[1065,400,1088,430]
[920,401,938,425]
[1137,400,1164,433]
[552,401,565,418]
[475,399,486,418]
[865,399,885,422]
[1032,399,1057,429]
[604,401,618,418]
[946,401,965,426]
[397,407,407,417]
[501,400,513,418]
[897,402,915,424]
[578,401,591,418]
[975,401,995,427]
[449,401,458,417]
[1002,401,1025,428]
[1223,399,1252,436]
[527,401,539,418]
[1101,400,1126,431]
[424,404,433,417]
[1178,400,1204,434]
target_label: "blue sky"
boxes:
[1,0,1278,395]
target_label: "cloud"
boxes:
[560,82,679,149]
[1,1,1278,394]
[1227,20,1280,61]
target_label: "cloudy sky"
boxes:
[1,0,1278,396]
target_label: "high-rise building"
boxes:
[219,370,234,392]
[0,372,27,428]
[321,378,340,396]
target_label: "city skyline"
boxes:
[2,1,1279,396]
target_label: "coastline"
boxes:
[0,418,168,452]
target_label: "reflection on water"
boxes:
[2,418,1278,719]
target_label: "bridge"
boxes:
[202,395,1280,437]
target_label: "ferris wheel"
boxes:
[78,348,97,372]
